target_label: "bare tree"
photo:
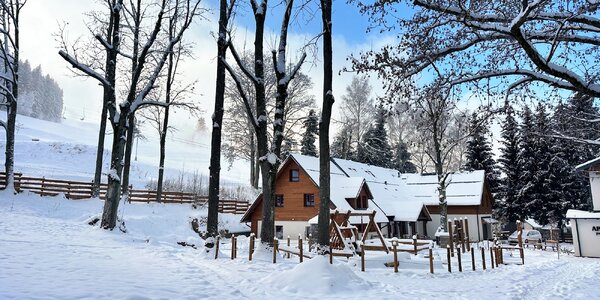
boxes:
[223,0,307,246]
[352,0,600,101]
[60,0,203,230]
[223,50,315,188]
[338,75,375,153]
[317,0,334,251]
[0,0,24,193]
[206,0,236,242]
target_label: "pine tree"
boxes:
[356,108,393,167]
[528,103,553,225]
[464,112,500,194]
[392,140,416,173]
[300,109,318,156]
[515,105,536,221]
[497,103,521,222]
[331,125,354,159]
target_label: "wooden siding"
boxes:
[425,179,493,215]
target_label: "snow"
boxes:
[566,209,600,219]
[2,193,600,299]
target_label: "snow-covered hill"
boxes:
[0,114,250,187]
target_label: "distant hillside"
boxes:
[17,60,64,122]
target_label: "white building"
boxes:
[567,157,600,258]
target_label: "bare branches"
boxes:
[59,50,112,87]
[222,57,260,130]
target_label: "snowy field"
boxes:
[1,192,600,299]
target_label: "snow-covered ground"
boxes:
[1,114,250,186]
[1,192,599,299]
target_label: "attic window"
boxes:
[290,169,300,182]
[356,196,368,210]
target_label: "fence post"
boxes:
[457,246,462,272]
[287,236,291,259]
[215,236,220,259]
[429,247,434,274]
[329,246,333,264]
[231,235,235,260]
[460,218,466,253]
[464,219,470,251]
[299,235,303,263]
[446,246,451,273]
[490,247,495,269]
[41,177,45,196]
[393,241,398,273]
[448,221,454,257]
[273,239,278,264]
[471,247,475,271]
[481,247,486,270]
[413,235,418,255]
[249,234,255,261]
[361,245,365,272]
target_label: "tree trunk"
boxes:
[249,131,258,188]
[101,119,128,229]
[317,0,334,249]
[122,114,135,197]
[3,5,19,193]
[433,120,448,231]
[157,30,175,203]
[92,102,108,197]
[207,0,229,239]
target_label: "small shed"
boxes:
[568,157,600,257]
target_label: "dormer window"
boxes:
[290,169,300,182]
[357,196,368,209]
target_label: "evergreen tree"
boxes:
[528,103,553,225]
[464,112,500,194]
[515,105,536,221]
[300,109,318,156]
[356,108,393,167]
[497,103,521,222]
[281,138,295,160]
[331,125,354,160]
[392,140,416,173]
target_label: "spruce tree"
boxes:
[529,103,553,225]
[497,103,521,222]
[516,105,536,221]
[300,109,319,156]
[464,112,500,194]
[356,108,393,167]
[331,125,354,159]
[393,140,416,173]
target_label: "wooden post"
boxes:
[273,239,278,264]
[471,247,475,271]
[460,219,466,253]
[215,236,220,259]
[231,235,235,260]
[490,247,495,269]
[413,235,418,255]
[448,221,454,257]
[299,236,303,263]
[361,245,365,272]
[464,219,470,251]
[457,246,462,272]
[249,234,255,261]
[393,241,398,273]
[429,247,434,274]
[481,247,486,270]
[287,236,291,259]
[446,246,451,273]
[329,246,333,264]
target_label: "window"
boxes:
[290,169,300,182]
[276,225,283,239]
[275,194,284,207]
[304,194,315,207]
[356,196,368,209]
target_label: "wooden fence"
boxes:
[0,172,250,214]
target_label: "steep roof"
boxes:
[575,156,600,171]
[401,171,486,206]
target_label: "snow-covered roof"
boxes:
[290,154,346,186]
[575,156,600,171]
[566,209,600,219]
[401,171,485,206]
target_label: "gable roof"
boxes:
[575,156,600,171]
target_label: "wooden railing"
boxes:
[0,172,250,214]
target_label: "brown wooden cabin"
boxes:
[240,154,384,239]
